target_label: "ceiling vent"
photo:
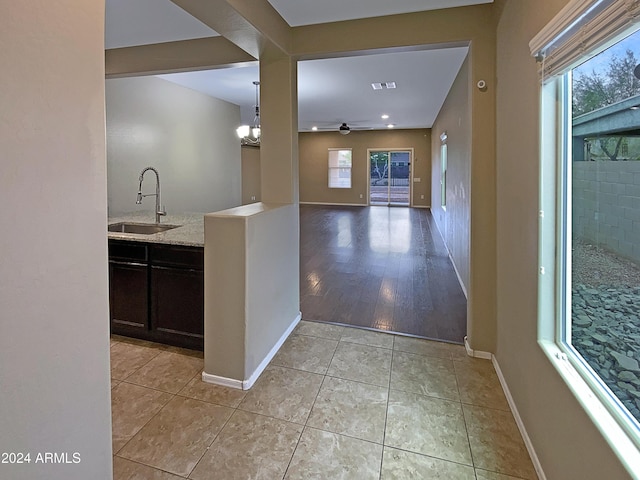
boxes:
[371,81,396,90]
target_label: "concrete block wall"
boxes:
[573,161,640,264]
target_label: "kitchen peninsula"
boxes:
[107,212,204,350]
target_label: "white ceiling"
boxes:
[268,0,493,26]
[105,0,218,50]
[106,0,484,131]
[157,47,468,131]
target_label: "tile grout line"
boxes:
[111,347,163,383]
[455,353,478,474]
[114,368,202,466]
[379,335,395,480]
[114,389,178,459]
[111,342,177,459]
[113,455,189,479]
[279,331,341,479]
[112,347,206,475]
[186,400,237,479]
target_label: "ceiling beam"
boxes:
[291,6,490,59]
[105,36,256,78]
[169,0,291,58]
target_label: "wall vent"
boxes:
[371,81,396,90]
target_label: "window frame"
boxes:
[529,0,640,468]
[440,132,448,210]
[539,74,640,476]
[328,148,353,189]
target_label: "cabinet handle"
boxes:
[109,261,147,267]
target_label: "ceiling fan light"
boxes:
[236,125,250,138]
[339,122,351,135]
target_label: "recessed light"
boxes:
[381,114,389,119]
[387,124,395,128]
[311,126,318,131]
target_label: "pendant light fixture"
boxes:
[236,81,261,146]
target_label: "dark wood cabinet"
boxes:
[150,245,204,350]
[108,241,149,339]
[109,262,148,333]
[108,239,204,350]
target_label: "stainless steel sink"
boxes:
[108,222,180,235]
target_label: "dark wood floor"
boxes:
[299,205,467,343]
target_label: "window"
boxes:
[440,132,448,208]
[534,0,640,466]
[328,148,352,188]
[569,28,640,426]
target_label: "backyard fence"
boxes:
[573,161,640,264]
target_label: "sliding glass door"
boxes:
[369,150,411,206]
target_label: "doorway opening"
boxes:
[368,149,412,206]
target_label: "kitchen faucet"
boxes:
[136,166,166,223]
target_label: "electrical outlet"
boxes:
[359,194,363,198]
[251,195,256,201]
[421,195,425,199]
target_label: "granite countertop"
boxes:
[107,211,204,247]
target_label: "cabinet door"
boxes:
[150,266,204,349]
[109,262,148,336]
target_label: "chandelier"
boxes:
[236,81,260,146]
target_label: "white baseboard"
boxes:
[492,356,547,480]
[464,336,492,360]
[450,257,468,299]
[202,311,302,391]
[242,312,302,390]
[201,371,244,390]
[430,212,468,299]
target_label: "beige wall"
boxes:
[260,46,299,204]
[299,129,431,206]
[204,203,300,384]
[203,40,301,389]
[106,76,242,216]
[496,1,631,478]
[241,146,262,204]
[431,55,471,293]
[0,1,113,478]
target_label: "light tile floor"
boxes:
[111,322,537,480]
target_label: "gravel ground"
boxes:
[571,242,640,421]
[573,242,640,287]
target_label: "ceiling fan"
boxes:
[307,121,372,134]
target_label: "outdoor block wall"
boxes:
[573,161,640,264]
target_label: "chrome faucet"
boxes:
[136,166,166,223]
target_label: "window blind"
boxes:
[530,0,640,78]
[328,149,352,189]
